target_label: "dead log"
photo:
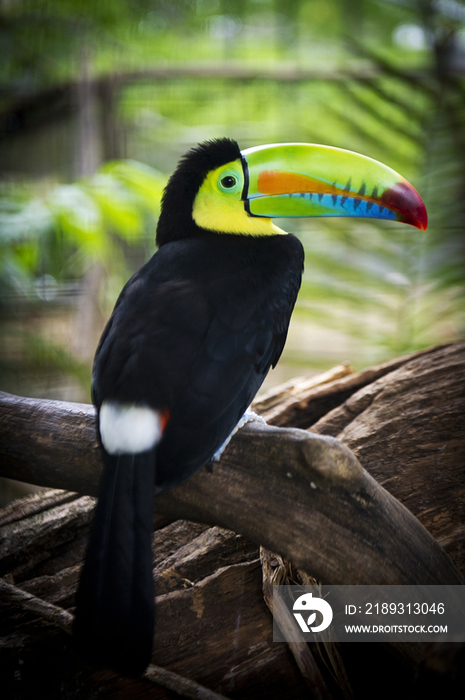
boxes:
[309,342,465,578]
[253,344,447,428]
[252,342,465,579]
[0,389,460,587]
[1,342,464,699]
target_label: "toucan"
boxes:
[73,138,427,676]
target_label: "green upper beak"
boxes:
[241,143,427,230]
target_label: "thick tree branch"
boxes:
[0,390,461,587]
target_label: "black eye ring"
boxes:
[221,175,237,189]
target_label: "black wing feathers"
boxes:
[150,234,303,488]
[93,234,303,481]
[93,275,210,411]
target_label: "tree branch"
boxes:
[0,390,461,586]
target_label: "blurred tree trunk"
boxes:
[72,47,107,363]
[74,46,102,179]
[100,75,124,161]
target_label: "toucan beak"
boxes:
[241,143,427,231]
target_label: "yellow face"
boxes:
[192,159,286,236]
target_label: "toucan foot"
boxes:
[210,410,267,466]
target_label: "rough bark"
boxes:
[263,343,465,577]
[0,342,464,699]
[0,389,460,587]
[254,344,450,429]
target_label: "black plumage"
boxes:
[73,139,304,675]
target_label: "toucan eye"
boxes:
[216,167,242,195]
[220,175,237,189]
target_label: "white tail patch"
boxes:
[99,402,163,455]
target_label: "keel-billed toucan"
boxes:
[73,138,427,675]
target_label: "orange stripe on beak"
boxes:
[257,170,334,196]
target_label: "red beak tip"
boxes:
[411,204,428,231]
[383,182,428,232]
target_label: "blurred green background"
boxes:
[1,0,464,412]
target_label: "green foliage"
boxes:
[1,0,464,388]
[0,161,166,302]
